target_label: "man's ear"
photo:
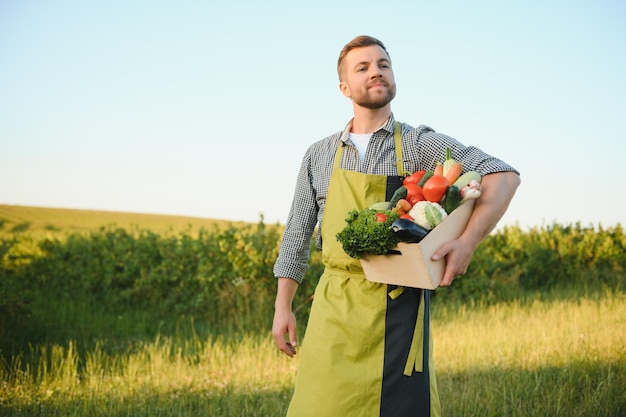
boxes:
[339,81,350,98]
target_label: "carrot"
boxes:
[445,162,463,184]
[395,198,412,214]
[433,162,443,176]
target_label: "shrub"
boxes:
[1,220,623,355]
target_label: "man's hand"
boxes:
[432,236,475,286]
[432,171,520,287]
[272,277,299,357]
[272,305,298,357]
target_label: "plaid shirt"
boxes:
[274,114,519,283]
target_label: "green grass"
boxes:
[0,205,253,240]
[1,334,296,417]
[1,205,624,415]
[432,291,626,416]
[1,291,624,417]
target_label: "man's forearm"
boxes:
[275,277,299,310]
[460,171,520,249]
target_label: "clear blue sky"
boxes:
[1,0,624,230]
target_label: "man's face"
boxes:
[339,45,396,110]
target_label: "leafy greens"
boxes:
[336,209,400,259]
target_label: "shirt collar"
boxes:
[340,113,396,144]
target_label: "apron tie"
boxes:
[387,288,426,376]
[387,286,405,299]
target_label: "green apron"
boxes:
[286,123,442,417]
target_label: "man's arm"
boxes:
[433,171,521,286]
[272,277,300,357]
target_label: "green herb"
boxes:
[336,209,400,259]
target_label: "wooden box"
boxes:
[360,200,475,289]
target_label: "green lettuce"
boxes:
[336,209,400,259]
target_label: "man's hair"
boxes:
[337,35,390,80]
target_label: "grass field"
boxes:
[1,205,624,416]
[432,292,626,416]
[1,292,624,416]
[0,204,252,239]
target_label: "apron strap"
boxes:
[333,140,344,171]
[335,121,405,176]
[393,122,406,176]
[403,289,426,375]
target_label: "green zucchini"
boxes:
[442,185,461,214]
[417,171,434,187]
[369,201,390,212]
[452,171,481,188]
[386,186,408,210]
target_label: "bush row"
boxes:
[1,220,624,351]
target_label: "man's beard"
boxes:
[354,85,396,109]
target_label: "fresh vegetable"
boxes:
[434,162,444,176]
[404,184,425,206]
[445,163,463,184]
[394,198,412,215]
[336,209,400,259]
[468,179,481,189]
[403,170,426,186]
[422,175,449,202]
[369,201,390,211]
[338,148,485,259]
[442,148,455,174]
[460,185,482,203]
[375,213,388,223]
[408,201,448,230]
[453,171,482,188]
[459,177,482,202]
[387,186,408,210]
[391,219,430,243]
[408,194,425,206]
[417,171,434,187]
[442,185,461,214]
[442,147,463,184]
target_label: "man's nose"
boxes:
[369,67,383,78]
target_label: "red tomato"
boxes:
[400,213,414,220]
[403,170,426,186]
[422,175,449,202]
[404,184,424,205]
[375,213,388,223]
[408,194,425,206]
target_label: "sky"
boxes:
[1,0,625,230]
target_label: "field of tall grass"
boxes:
[1,206,624,416]
[433,291,625,416]
[2,292,624,416]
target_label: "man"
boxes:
[272,35,520,417]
